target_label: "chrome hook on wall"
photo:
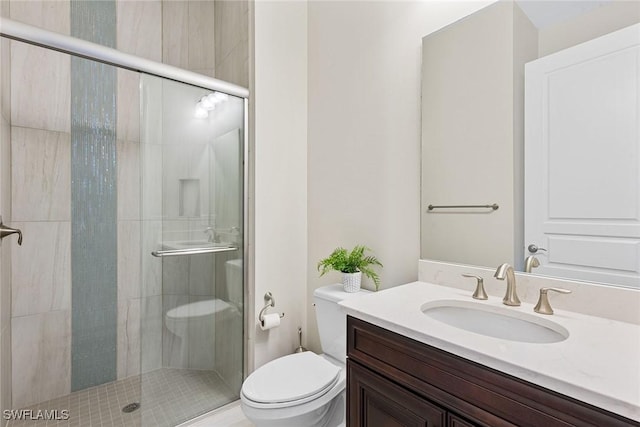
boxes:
[0,216,22,245]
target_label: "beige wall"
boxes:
[253,0,308,368]
[306,0,495,353]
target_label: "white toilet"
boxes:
[240,284,369,427]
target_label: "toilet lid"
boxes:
[166,299,231,320]
[242,352,340,404]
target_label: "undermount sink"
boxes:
[421,300,569,344]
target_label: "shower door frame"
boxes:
[0,15,252,405]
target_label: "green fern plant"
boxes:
[317,245,383,291]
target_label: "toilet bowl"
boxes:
[241,352,345,427]
[240,284,369,427]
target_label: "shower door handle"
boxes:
[0,216,22,245]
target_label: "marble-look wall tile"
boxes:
[1,38,10,121]
[141,295,162,373]
[116,70,141,144]
[140,75,163,146]
[116,0,162,62]
[215,41,249,89]
[0,0,8,18]
[162,143,210,219]
[191,68,215,78]
[162,1,189,69]
[117,298,141,379]
[11,127,71,221]
[188,1,215,71]
[189,253,215,296]
[9,0,70,34]
[141,220,162,297]
[162,256,189,295]
[0,326,11,413]
[188,295,215,370]
[118,220,141,301]
[11,43,70,133]
[141,143,162,220]
[214,0,248,64]
[0,116,10,220]
[214,305,242,392]
[11,221,70,317]
[12,310,71,409]
[162,295,189,368]
[117,140,141,220]
[0,221,11,330]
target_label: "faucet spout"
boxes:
[494,263,521,306]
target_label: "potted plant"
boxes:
[317,245,383,292]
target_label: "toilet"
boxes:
[164,259,244,368]
[240,284,370,427]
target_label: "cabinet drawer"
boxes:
[347,316,638,427]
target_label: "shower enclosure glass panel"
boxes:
[2,34,244,426]
[140,75,245,426]
[4,38,143,426]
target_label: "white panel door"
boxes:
[525,23,640,288]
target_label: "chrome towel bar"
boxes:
[427,203,499,211]
[151,246,237,257]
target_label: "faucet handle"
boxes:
[462,274,488,300]
[534,287,572,315]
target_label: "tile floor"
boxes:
[179,401,253,427]
[5,368,239,427]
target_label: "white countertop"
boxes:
[339,281,640,421]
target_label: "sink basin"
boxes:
[421,300,569,343]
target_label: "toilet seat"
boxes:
[242,352,341,409]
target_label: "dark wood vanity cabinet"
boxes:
[346,316,640,427]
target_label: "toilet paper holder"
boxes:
[259,292,285,325]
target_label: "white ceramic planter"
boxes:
[342,271,362,293]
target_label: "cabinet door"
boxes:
[447,414,477,427]
[348,360,446,427]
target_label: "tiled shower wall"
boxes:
[4,0,248,410]
[0,0,12,415]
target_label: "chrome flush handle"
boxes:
[0,216,22,245]
[534,287,572,315]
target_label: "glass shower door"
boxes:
[139,74,245,426]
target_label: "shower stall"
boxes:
[0,15,248,427]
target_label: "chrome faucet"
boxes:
[494,263,521,306]
[524,255,540,273]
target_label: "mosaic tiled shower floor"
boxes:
[6,368,237,427]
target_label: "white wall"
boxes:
[306,0,495,352]
[253,0,308,369]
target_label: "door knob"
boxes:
[0,216,22,245]
[527,244,546,254]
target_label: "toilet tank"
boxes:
[313,284,371,362]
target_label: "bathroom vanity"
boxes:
[340,281,640,427]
